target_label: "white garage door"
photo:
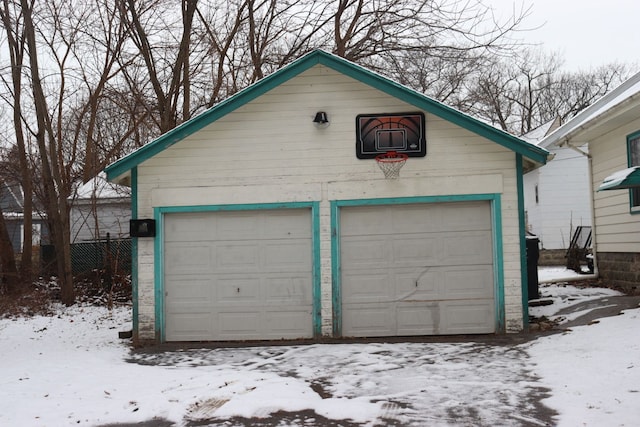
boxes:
[340,201,495,337]
[164,209,313,341]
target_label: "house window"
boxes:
[628,131,640,210]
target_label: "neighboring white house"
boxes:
[69,173,131,243]
[105,50,550,344]
[540,70,640,290]
[522,118,592,249]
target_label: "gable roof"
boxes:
[541,71,640,148]
[105,50,550,183]
[71,173,131,203]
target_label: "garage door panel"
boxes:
[262,212,311,239]
[440,301,494,334]
[215,213,261,240]
[442,267,495,299]
[397,303,439,335]
[165,244,214,274]
[166,312,214,340]
[342,273,393,303]
[215,243,260,271]
[264,277,311,304]
[218,311,260,338]
[165,213,215,242]
[397,271,439,299]
[341,238,389,265]
[217,277,261,303]
[342,304,394,337]
[392,236,441,265]
[164,208,313,342]
[264,241,312,271]
[265,310,314,338]
[165,279,214,302]
[341,202,495,337]
[437,202,491,230]
[392,205,442,234]
[442,232,493,264]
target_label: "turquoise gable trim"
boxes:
[105,50,548,181]
[130,168,139,338]
[516,155,529,329]
[330,194,505,336]
[152,202,321,342]
[153,206,164,342]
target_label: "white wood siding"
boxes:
[134,65,525,339]
[524,145,592,249]
[591,117,640,253]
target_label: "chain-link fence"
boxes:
[41,237,132,276]
[70,238,131,275]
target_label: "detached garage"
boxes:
[105,50,549,344]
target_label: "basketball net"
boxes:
[375,151,408,179]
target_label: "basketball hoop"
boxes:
[375,151,408,179]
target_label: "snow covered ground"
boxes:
[1,271,638,427]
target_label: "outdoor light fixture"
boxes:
[313,111,329,127]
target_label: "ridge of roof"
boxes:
[105,49,549,182]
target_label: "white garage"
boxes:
[338,201,495,337]
[163,208,315,341]
[106,50,550,343]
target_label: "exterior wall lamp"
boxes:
[313,111,329,128]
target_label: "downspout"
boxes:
[550,141,599,282]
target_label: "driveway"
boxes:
[101,286,640,427]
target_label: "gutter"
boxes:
[552,90,640,148]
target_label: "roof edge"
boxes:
[542,71,640,147]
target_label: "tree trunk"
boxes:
[21,0,74,305]
[0,0,32,284]
[0,205,20,292]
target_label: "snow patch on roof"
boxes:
[74,173,130,200]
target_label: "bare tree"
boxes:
[463,48,634,135]
[0,0,141,303]
[0,0,34,283]
[120,0,199,133]
[330,0,529,65]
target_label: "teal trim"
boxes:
[330,201,341,336]
[311,202,322,337]
[130,168,139,338]
[105,50,548,181]
[491,195,506,333]
[516,155,528,330]
[330,194,505,336]
[626,130,640,213]
[153,202,321,342]
[153,206,165,342]
[156,201,315,214]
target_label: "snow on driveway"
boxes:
[0,281,638,427]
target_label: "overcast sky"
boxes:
[485,0,640,71]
